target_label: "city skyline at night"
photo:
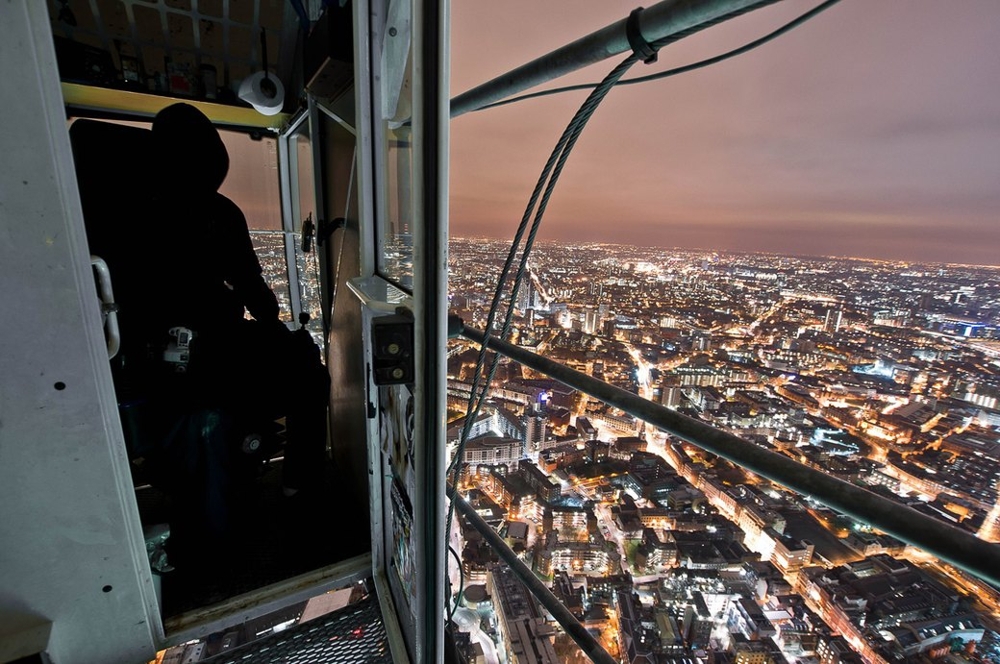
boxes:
[449,0,1000,265]
[442,236,1000,664]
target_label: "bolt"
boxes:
[389,27,398,37]
[392,367,405,380]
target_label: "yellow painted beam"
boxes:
[61,82,290,131]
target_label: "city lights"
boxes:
[446,237,1000,664]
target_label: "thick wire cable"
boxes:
[453,0,795,445]
[474,55,640,433]
[473,0,842,113]
[446,545,465,621]
[449,0,790,490]
[444,0,832,614]
[446,54,639,517]
[452,54,638,459]
[442,58,641,615]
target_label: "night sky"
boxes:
[449,0,1000,265]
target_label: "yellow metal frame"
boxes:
[61,82,290,131]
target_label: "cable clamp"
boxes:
[626,7,659,64]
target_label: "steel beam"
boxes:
[413,0,450,660]
[456,320,1000,587]
[449,488,618,664]
[450,0,776,117]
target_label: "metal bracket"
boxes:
[317,216,347,247]
[371,312,414,385]
[626,6,659,64]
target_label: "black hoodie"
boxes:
[148,103,279,332]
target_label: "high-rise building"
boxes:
[575,416,597,440]
[516,272,537,313]
[824,307,842,333]
[524,411,546,453]
[487,565,560,664]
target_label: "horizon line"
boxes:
[447,235,1000,270]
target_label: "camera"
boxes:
[163,326,194,372]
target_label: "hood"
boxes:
[152,103,229,193]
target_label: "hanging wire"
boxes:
[449,0,804,516]
[446,545,465,621]
[442,51,651,620]
[444,0,844,613]
[446,52,641,535]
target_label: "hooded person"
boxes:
[73,103,329,576]
[144,104,329,517]
[148,102,279,336]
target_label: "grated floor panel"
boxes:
[202,592,393,663]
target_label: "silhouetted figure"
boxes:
[133,104,330,568]
[146,103,279,343]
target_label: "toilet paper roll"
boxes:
[238,70,285,116]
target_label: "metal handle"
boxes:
[90,256,120,359]
[346,276,412,313]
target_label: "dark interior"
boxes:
[70,117,366,618]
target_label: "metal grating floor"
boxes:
[202,593,393,664]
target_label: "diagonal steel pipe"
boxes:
[450,0,779,117]
[453,317,1000,587]
[448,487,619,664]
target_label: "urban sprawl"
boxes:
[439,237,1000,664]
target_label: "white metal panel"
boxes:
[0,3,160,662]
[351,0,377,281]
[277,112,306,325]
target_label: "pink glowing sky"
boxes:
[448,0,1000,264]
